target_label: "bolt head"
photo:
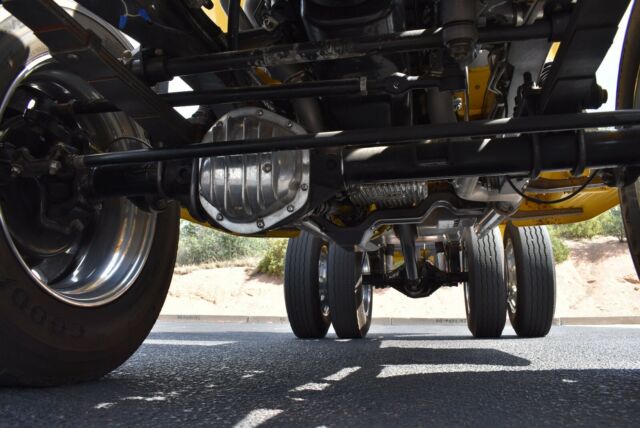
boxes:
[262,163,272,173]
[256,109,264,117]
[216,213,224,221]
[257,220,265,229]
[287,121,293,128]
[301,183,309,191]
[287,205,294,213]
[49,160,62,175]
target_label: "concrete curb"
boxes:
[158,315,640,326]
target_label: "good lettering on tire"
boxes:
[10,286,84,339]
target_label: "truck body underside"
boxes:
[0,0,638,296]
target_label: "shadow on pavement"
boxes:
[0,329,638,427]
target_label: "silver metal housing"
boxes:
[199,107,310,234]
[348,181,429,209]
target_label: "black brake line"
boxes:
[505,171,599,205]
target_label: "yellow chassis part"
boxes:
[510,173,619,227]
[456,43,618,226]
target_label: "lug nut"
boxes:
[301,183,309,191]
[287,205,294,213]
[257,220,265,229]
[216,213,224,221]
[49,160,62,175]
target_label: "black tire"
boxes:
[504,224,556,337]
[620,182,640,276]
[284,232,331,339]
[0,3,180,386]
[327,245,372,339]
[463,227,507,338]
[617,1,640,278]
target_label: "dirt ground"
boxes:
[161,237,640,318]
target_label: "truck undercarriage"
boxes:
[0,0,639,385]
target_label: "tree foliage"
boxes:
[550,206,625,241]
[256,239,288,276]
[549,231,570,264]
[176,222,268,266]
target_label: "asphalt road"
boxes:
[1,322,639,427]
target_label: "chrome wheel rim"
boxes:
[0,58,156,307]
[462,243,471,316]
[318,244,330,319]
[505,238,518,314]
[355,253,372,329]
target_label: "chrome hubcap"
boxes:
[0,59,156,307]
[355,253,372,329]
[318,244,330,318]
[505,238,518,314]
[462,243,471,316]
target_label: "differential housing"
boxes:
[198,107,310,234]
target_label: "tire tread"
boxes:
[506,224,555,338]
[284,232,330,339]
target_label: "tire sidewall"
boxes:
[617,1,640,278]
[462,228,480,331]
[0,7,180,385]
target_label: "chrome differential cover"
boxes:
[199,107,310,234]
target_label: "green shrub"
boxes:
[256,239,288,276]
[600,206,625,242]
[550,232,570,264]
[551,218,603,239]
[177,221,269,266]
[550,207,625,241]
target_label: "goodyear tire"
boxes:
[0,2,180,386]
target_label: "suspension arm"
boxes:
[72,110,640,168]
[57,74,458,114]
[132,17,568,82]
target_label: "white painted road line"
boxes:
[233,409,283,428]
[290,382,331,392]
[322,367,361,382]
[144,339,236,347]
[377,362,640,378]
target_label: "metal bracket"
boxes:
[530,133,542,180]
[572,130,587,177]
[538,0,632,113]
[2,0,195,147]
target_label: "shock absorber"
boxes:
[441,0,478,66]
